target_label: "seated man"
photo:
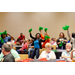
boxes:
[61,43,72,62]
[1,43,15,62]
[0,42,21,62]
[16,40,28,54]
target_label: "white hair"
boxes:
[45,43,51,48]
[66,43,72,47]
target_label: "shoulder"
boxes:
[64,37,67,39]
[50,50,55,53]
[23,35,25,37]
[41,51,46,54]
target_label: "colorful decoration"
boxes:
[53,50,57,52]
[0,37,4,43]
[45,35,50,40]
[62,25,69,30]
[39,58,48,61]
[39,27,43,31]
[59,41,63,47]
[0,30,7,35]
[44,28,48,32]
[29,28,32,33]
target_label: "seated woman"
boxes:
[16,39,28,54]
[57,32,67,49]
[51,38,58,48]
[39,43,56,60]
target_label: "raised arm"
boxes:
[7,33,14,39]
[67,29,71,40]
[30,33,36,40]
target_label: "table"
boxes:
[13,45,22,50]
[29,59,67,62]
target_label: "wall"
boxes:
[0,12,75,40]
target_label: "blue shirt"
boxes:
[34,39,40,48]
[4,36,11,43]
[61,51,71,60]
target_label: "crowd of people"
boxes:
[0,26,75,62]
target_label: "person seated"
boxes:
[51,38,58,47]
[70,49,75,62]
[61,43,72,62]
[0,33,14,48]
[0,42,21,62]
[28,39,34,58]
[10,37,15,44]
[57,32,67,49]
[1,43,15,62]
[16,39,28,54]
[39,43,56,60]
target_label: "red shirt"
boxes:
[18,35,25,40]
[20,43,27,50]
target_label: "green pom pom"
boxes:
[29,28,32,33]
[62,25,69,30]
[59,41,63,47]
[39,27,43,31]
[45,35,50,40]
[0,37,4,43]
[0,30,7,35]
[3,30,7,35]
[44,28,48,32]
[0,32,3,35]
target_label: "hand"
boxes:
[58,42,61,44]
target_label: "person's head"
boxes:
[45,43,51,53]
[23,39,28,44]
[20,33,23,37]
[17,38,20,42]
[2,43,11,55]
[7,42,13,49]
[35,33,41,39]
[1,34,6,39]
[59,32,65,38]
[66,43,71,52]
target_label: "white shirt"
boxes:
[39,50,56,60]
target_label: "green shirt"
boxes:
[0,49,20,61]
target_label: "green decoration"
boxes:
[53,50,57,52]
[39,27,43,31]
[44,28,48,32]
[29,28,32,33]
[62,25,69,30]
[45,35,50,40]
[0,37,4,43]
[59,41,63,47]
[0,30,7,35]
[3,30,7,35]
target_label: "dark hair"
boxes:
[17,38,20,42]
[59,32,65,38]
[1,34,3,39]
[28,39,30,41]
[72,33,75,38]
[20,33,23,35]
[35,33,41,38]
